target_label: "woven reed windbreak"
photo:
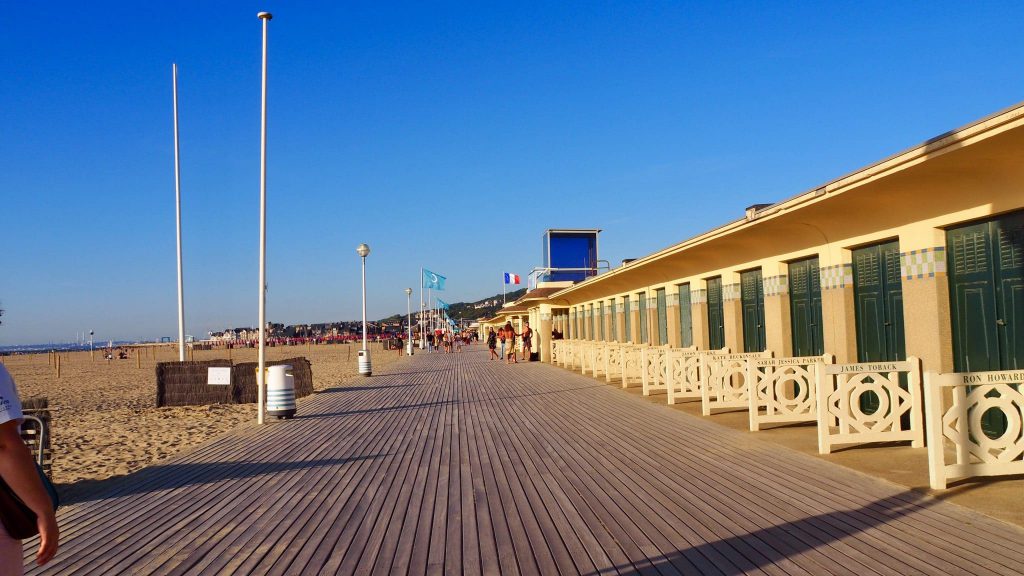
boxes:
[231,358,313,404]
[155,360,233,407]
[155,358,313,407]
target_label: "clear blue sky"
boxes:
[3,1,1024,345]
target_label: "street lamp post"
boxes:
[404,287,413,355]
[357,243,372,376]
[256,10,273,425]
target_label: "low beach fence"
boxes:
[155,357,313,407]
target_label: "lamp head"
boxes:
[356,243,370,258]
[404,288,413,296]
[258,12,273,20]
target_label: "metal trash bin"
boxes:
[266,364,296,419]
[358,349,372,376]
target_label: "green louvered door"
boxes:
[789,257,824,356]
[624,297,632,343]
[678,284,693,348]
[741,270,766,352]
[610,299,618,341]
[638,293,649,344]
[707,277,725,350]
[947,211,1024,436]
[656,288,668,345]
[853,241,906,413]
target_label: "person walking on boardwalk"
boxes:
[504,321,518,364]
[498,325,507,360]
[521,320,533,362]
[487,328,499,360]
[0,363,59,572]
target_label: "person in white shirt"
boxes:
[0,363,59,572]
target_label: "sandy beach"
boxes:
[0,342,408,502]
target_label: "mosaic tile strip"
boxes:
[820,264,853,290]
[901,247,947,280]
[763,275,789,297]
[540,312,552,321]
[667,293,679,307]
[692,289,708,304]
[723,283,742,302]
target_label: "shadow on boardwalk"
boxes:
[304,399,455,419]
[60,454,386,505]
[585,490,970,576]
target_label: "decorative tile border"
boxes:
[723,283,741,302]
[647,297,658,310]
[901,247,947,280]
[692,289,708,304]
[667,293,679,307]
[820,264,853,290]
[763,275,789,297]
[540,312,552,321]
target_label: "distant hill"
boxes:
[379,288,526,324]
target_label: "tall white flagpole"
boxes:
[172,63,186,363]
[502,273,506,305]
[419,267,425,349]
[257,11,272,425]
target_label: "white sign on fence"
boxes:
[207,367,231,385]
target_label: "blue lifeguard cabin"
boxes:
[540,229,601,283]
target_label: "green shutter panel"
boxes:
[789,257,824,356]
[741,270,766,352]
[638,293,648,344]
[624,297,632,343]
[707,277,724,350]
[656,288,668,345]
[678,284,693,348]
[610,299,618,341]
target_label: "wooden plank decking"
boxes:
[26,347,1024,575]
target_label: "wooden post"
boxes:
[90,348,95,361]
[56,355,61,378]
[136,351,141,369]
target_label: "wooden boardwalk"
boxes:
[26,347,1024,575]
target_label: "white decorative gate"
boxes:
[701,351,773,416]
[816,358,924,454]
[924,369,1024,489]
[748,355,832,432]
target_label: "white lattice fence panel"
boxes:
[550,341,561,365]
[604,344,622,384]
[593,345,607,378]
[816,358,924,454]
[579,342,593,374]
[748,355,832,432]
[642,347,671,396]
[666,347,702,404]
[566,341,578,369]
[701,351,772,416]
[621,345,643,389]
[925,370,1024,489]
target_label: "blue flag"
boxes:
[437,299,450,310]
[423,269,446,291]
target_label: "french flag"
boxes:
[504,272,520,285]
